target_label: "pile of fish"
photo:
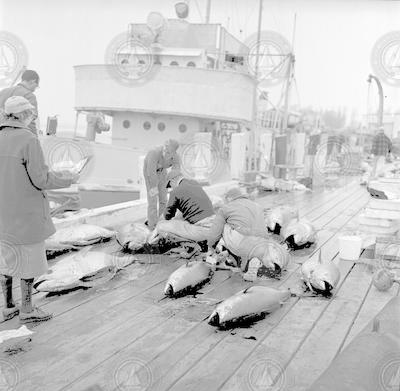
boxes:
[265,205,299,235]
[301,251,340,297]
[282,219,317,250]
[164,261,213,297]
[34,250,135,292]
[208,286,291,329]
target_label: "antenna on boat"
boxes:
[249,0,264,170]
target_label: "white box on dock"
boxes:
[364,208,400,220]
[358,214,399,227]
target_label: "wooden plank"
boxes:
[0,181,349,311]
[282,263,373,390]
[49,184,364,390]
[219,260,355,391]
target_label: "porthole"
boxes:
[179,124,187,133]
[158,122,166,132]
[187,61,196,67]
[122,120,131,129]
[170,61,179,66]
[143,121,151,130]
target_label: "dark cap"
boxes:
[21,70,39,83]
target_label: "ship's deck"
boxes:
[1,180,398,391]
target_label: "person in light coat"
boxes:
[143,139,180,230]
[0,96,78,323]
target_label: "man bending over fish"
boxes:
[206,187,290,276]
[149,170,215,247]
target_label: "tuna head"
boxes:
[309,262,340,296]
[261,241,290,274]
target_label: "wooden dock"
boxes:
[0,180,398,391]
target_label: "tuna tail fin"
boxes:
[243,286,252,294]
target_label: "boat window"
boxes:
[154,59,162,65]
[187,61,196,67]
[122,120,131,129]
[179,124,187,133]
[143,121,151,130]
[158,122,166,132]
[170,61,179,66]
[138,60,146,65]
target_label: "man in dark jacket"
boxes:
[164,170,214,224]
[371,127,392,177]
[0,70,40,135]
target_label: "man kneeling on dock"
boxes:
[149,170,215,249]
[206,187,285,276]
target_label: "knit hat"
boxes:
[4,96,34,114]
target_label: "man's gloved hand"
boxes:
[149,187,159,197]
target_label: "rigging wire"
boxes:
[192,0,204,22]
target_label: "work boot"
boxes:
[20,306,53,324]
[2,304,19,321]
[242,258,263,282]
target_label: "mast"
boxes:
[205,0,211,23]
[249,0,263,170]
[367,74,384,128]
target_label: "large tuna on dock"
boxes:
[301,251,340,297]
[34,250,135,292]
[164,261,213,297]
[46,224,116,250]
[282,220,317,250]
[208,286,291,329]
[116,223,150,252]
[265,206,298,235]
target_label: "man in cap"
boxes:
[143,139,180,230]
[206,186,267,268]
[0,70,40,135]
[371,127,392,178]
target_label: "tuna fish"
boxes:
[282,219,317,250]
[116,223,150,252]
[164,261,213,297]
[46,224,116,250]
[245,239,291,276]
[34,250,135,292]
[208,286,291,329]
[301,251,340,297]
[265,206,298,235]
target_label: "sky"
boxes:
[1,0,400,136]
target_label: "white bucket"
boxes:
[338,235,362,260]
